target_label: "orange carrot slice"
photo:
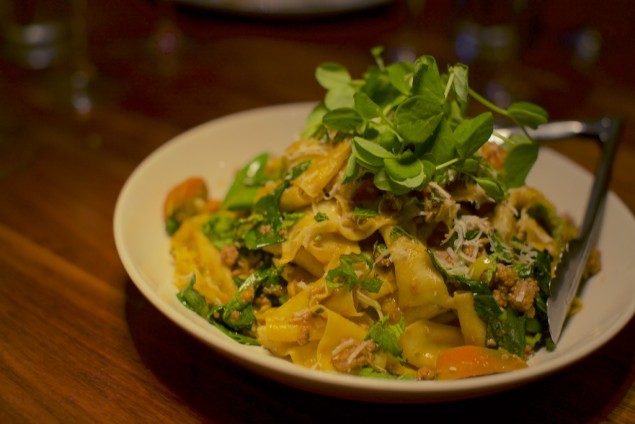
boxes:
[436,345,527,380]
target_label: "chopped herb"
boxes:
[201,214,237,249]
[314,212,329,222]
[325,253,382,293]
[221,268,281,330]
[222,153,273,211]
[177,276,259,345]
[365,316,405,358]
[244,161,310,250]
[353,207,379,218]
[361,275,383,293]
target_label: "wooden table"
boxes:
[1,1,634,422]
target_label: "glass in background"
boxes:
[0,0,73,70]
[0,0,98,115]
[0,1,70,177]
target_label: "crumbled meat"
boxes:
[289,309,314,345]
[493,263,518,287]
[508,278,539,317]
[491,263,539,317]
[220,244,239,267]
[253,294,272,311]
[229,310,241,322]
[262,284,286,298]
[331,338,376,373]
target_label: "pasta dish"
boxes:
[162,49,599,380]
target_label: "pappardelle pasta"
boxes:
[163,49,600,380]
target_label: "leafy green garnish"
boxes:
[221,268,281,331]
[177,276,259,345]
[305,47,548,196]
[244,160,310,250]
[365,316,405,357]
[325,253,383,293]
[487,307,526,357]
[361,275,383,293]
[202,214,238,249]
[314,212,329,222]
[353,207,379,218]
[426,235,555,359]
[503,140,539,188]
[221,153,273,211]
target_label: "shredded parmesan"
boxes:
[346,340,374,367]
[356,289,384,320]
[331,338,357,356]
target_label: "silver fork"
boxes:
[497,117,622,343]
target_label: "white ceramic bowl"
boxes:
[114,103,635,402]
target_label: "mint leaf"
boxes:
[384,156,433,190]
[302,103,328,138]
[473,176,505,200]
[386,61,414,95]
[507,101,548,129]
[455,112,494,159]
[222,153,271,211]
[373,169,392,192]
[353,136,395,169]
[306,49,550,198]
[394,95,444,143]
[428,119,457,164]
[202,215,237,249]
[365,316,404,357]
[503,142,539,188]
[354,91,381,120]
[412,55,445,101]
[314,212,329,222]
[325,84,356,110]
[323,108,364,133]
[315,62,351,90]
[449,63,469,104]
[326,253,375,291]
[361,275,383,293]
